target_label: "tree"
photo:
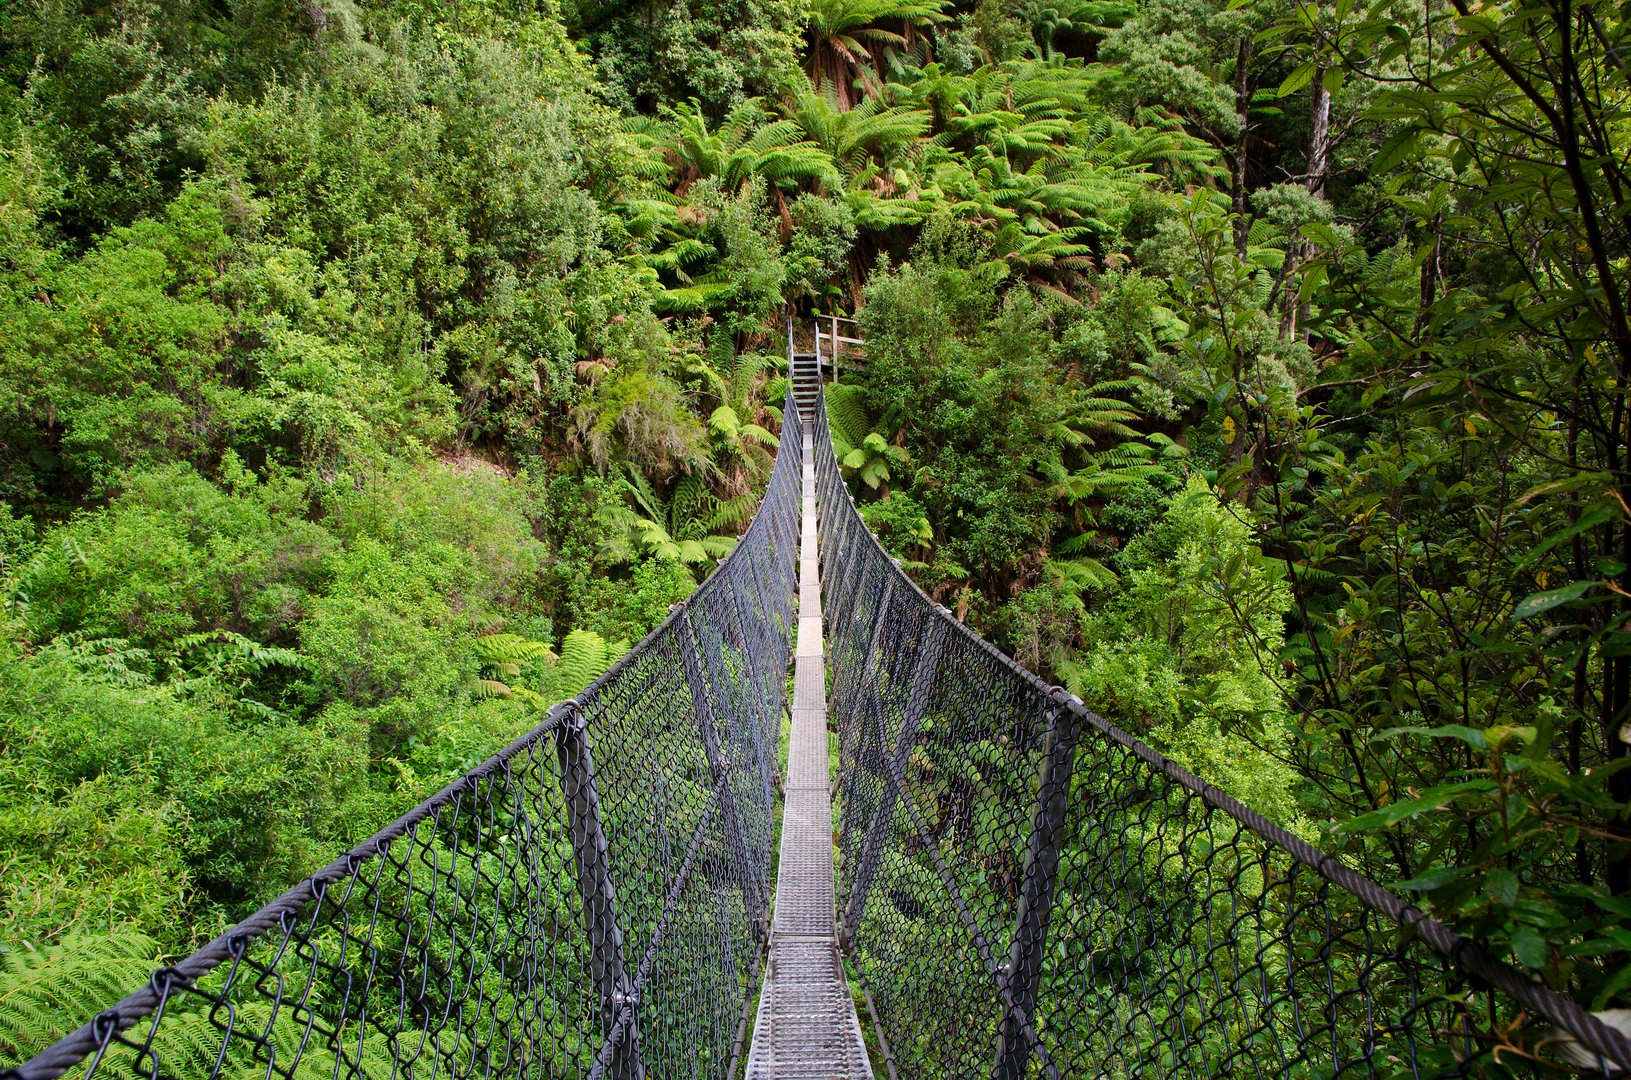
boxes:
[805,0,950,109]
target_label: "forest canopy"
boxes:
[1,0,1629,1061]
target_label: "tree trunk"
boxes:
[1416,212,1443,337]
[1232,37,1253,259]
[1286,67,1333,343]
[1308,69,1331,198]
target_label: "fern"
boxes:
[824,383,873,457]
[1044,555,1119,592]
[0,932,401,1080]
[726,351,774,406]
[618,467,742,567]
[654,282,736,315]
[472,634,555,703]
[708,493,759,533]
[0,932,158,1064]
[166,631,311,676]
[553,630,626,697]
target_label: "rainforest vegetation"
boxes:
[1,0,1629,1061]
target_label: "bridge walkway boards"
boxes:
[743,423,872,1079]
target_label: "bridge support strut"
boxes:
[991,695,1080,1080]
[554,704,645,1080]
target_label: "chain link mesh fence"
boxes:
[2,397,805,1080]
[811,389,1631,1080]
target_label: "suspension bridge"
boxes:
[5,325,1631,1080]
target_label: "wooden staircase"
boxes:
[790,348,823,423]
[787,315,862,423]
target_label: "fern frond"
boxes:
[554,630,615,696]
[824,383,872,453]
[1045,555,1118,591]
[0,933,158,1063]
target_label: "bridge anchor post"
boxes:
[554,702,646,1080]
[990,692,1081,1080]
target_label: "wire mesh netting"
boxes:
[2,397,805,1080]
[810,389,1631,1080]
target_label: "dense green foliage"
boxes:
[2,0,1629,1065]
[0,0,790,974]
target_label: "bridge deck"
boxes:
[743,428,871,1079]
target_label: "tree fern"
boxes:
[805,0,950,108]
[708,492,760,534]
[824,383,873,457]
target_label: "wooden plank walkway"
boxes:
[743,420,872,1079]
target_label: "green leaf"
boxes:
[1396,864,1470,892]
[1372,128,1423,173]
[1512,581,1594,621]
[1339,780,1498,833]
[708,404,741,438]
[1484,867,1519,907]
[1516,505,1617,568]
[1592,958,1631,1009]
[1276,62,1316,98]
[1373,723,1488,750]
[1510,925,1548,968]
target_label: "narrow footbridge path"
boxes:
[742,411,871,1077]
[6,335,1630,1080]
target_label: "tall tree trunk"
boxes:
[1308,69,1331,198]
[1416,211,1444,338]
[1232,37,1253,259]
[1286,67,1333,343]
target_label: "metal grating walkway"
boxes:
[743,424,872,1079]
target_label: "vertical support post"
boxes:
[554,703,645,1080]
[715,564,783,844]
[990,693,1081,1080]
[826,490,859,621]
[831,313,840,384]
[678,610,770,932]
[742,543,784,739]
[839,617,948,951]
[838,574,894,749]
[832,571,894,903]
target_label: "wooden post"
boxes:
[831,313,840,384]
[554,703,645,1080]
[990,694,1081,1080]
